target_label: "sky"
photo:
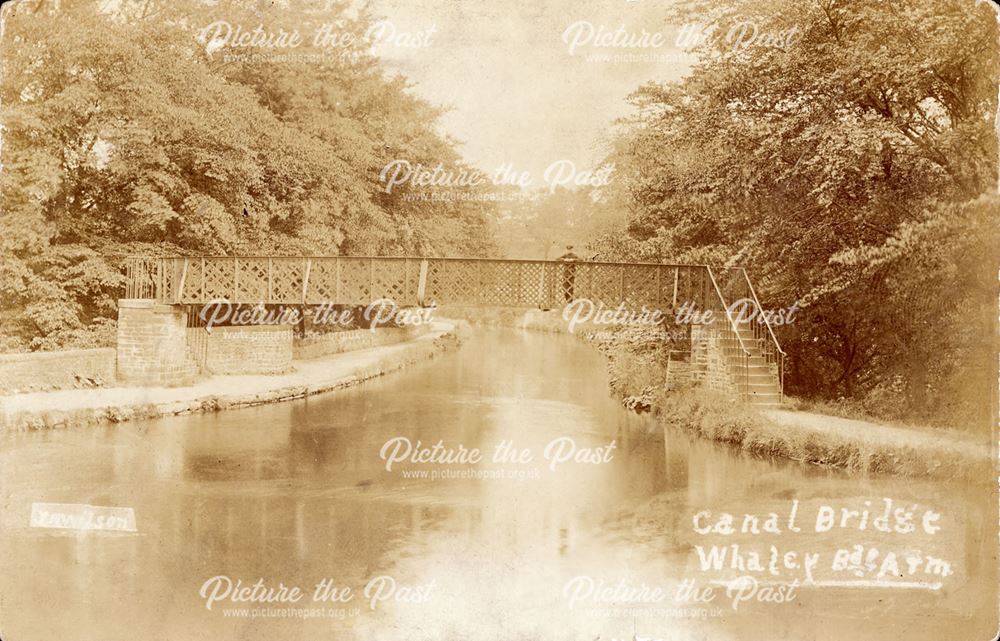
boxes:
[367,0,697,186]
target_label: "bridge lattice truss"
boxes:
[125,256,718,310]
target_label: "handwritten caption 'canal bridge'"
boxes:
[124,256,784,405]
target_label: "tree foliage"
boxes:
[495,187,622,260]
[593,0,999,427]
[0,0,497,350]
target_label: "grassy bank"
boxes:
[656,389,989,482]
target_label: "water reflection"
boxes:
[0,328,994,641]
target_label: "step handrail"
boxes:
[706,266,752,401]
[737,267,785,403]
[739,268,786,357]
[706,266,752,356]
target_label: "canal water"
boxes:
[0,328,995,641]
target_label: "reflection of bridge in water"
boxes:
[123,256,784,405]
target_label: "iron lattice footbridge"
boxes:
[124,256,784,405]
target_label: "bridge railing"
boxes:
[124,257,160,300]
[123,256,719,311]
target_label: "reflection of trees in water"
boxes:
[288,427,348,474]
[162,491,458,578]
[662,427,690,491]
[182,453,290,482]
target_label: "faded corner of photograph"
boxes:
[0,0,998,640]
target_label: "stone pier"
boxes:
[115,300,195,386]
